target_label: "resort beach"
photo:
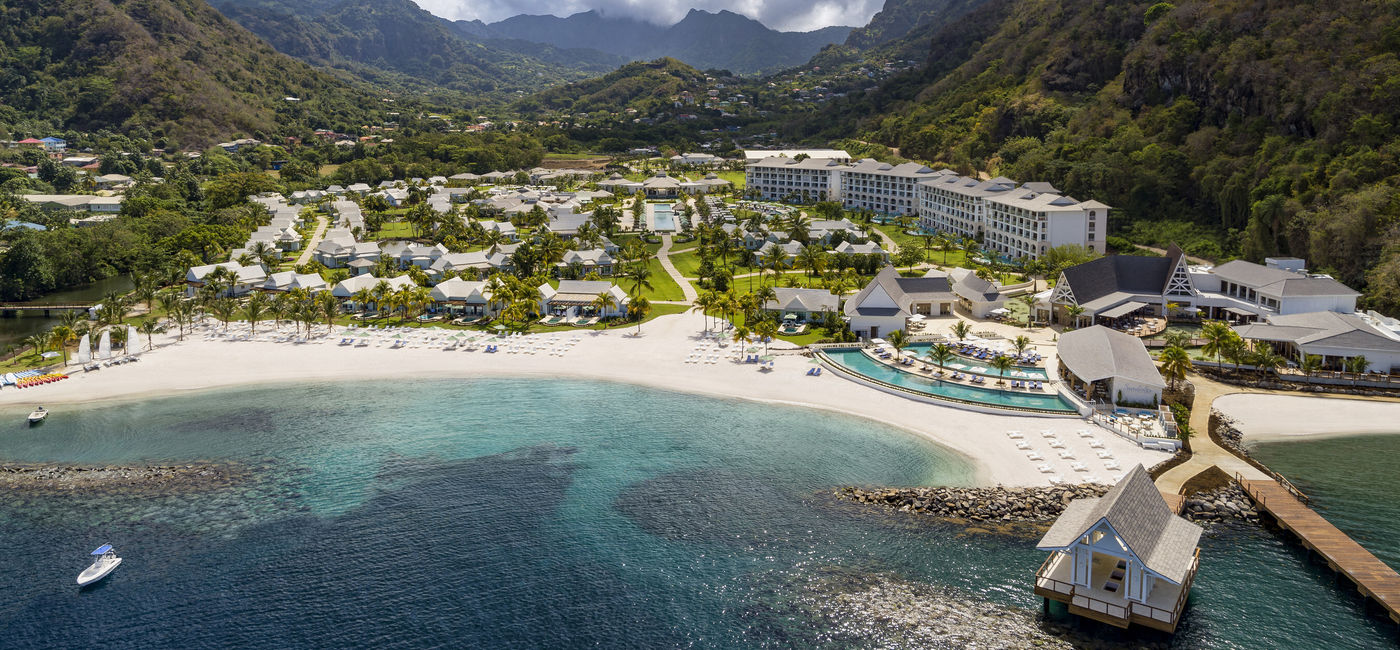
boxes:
[0,311,1171,488]
[1213,393,1400,442]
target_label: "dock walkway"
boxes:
[1239,476,1400,623]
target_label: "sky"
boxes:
[414,0,883,32]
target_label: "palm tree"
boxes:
[1012,335,1031,357]
[271,294,292,330]
[1346,355,1369,378]
[753,319,779,354]
[1063,304,1085,329]
[23,333,48,361]
[243,292,269,336]
[209,297,238,330]
[935,233,953,265]
[1222,335,1249,375]
[629,296,652,334]
[694,290,718,330]
[1158,346,1193,391]
[250,241,281,268]
[591,291,616,320]
[950,319,972,342]
[927,343,954,380]
[990,355,1014,386]
[132,271,160,312]
[730,323,751,360]
[156,288,182,319]
[1200,320,1233,369]
[626,262,654,299]
[1251,344,1285,381]
[318,291,341,333]
[1298,354,1323,385]
[796,245,827,278]
[138,319,162,350]
[48,325,74,364]
[886,328,908,360]
[1019,294,1036,327]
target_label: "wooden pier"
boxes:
[1238,475,1400,623]
[0,303,91,314]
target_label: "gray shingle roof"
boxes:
[843,266,956,318]
[1036,465,1202,584]
[1057,325,1166,388]
[1059,254,1175,307]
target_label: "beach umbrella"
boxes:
[759,355,774,362]
[746,346,759,353]
[493,324,507,330]
[808,357,822,364]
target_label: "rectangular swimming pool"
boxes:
[651,204,676,231]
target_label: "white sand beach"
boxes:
[0,311,1171,487]
[1213,393,1400,443]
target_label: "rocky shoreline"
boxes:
[840,482,1260,525]
[0,462,247,493]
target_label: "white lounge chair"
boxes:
[1097,450,1114,459]
[1048,476,1064,485]
[1040,429,1057,438]
[1016,441,1031,450]
[1006,430,1024,439]
[1076,429,1094,438]
[1026,452,1044,461]
[1048,439,1065,449]
[1070,462,1087,472]
[1087,438,1104,449]
[1058,450,1075,460]
[1037,464,1054,473]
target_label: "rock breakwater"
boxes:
[1182,484,1259,523]
[838,484,1110,522]
[0,462,247,493]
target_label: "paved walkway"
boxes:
[1155,374,1270,493]
[656,235,697,302]
[295,215,329,266]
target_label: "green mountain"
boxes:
[481,10,853,75]
[842,0,989,51]
[519,58,709,116]
[214,0,622,97]
[0,0,384,146]
[795,0,1400,313]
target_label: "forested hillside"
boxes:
[794,0,1400,313]
[519,59,709,116]
[0,0,384,146]
[215,0,620,97]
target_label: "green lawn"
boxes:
[668,238,700,252]
[373,221,416,240]
[633,259,687,301]
[711,170,745,190]
[669,249,707,278]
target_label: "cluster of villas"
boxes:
[745,151,1107,261]
[183,261,631,323]
[1044,246,1400,374]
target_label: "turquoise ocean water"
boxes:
[0,378,1395,648]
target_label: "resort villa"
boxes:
[184,262,267,297]
[1057,326,1165,407]
[539,280,630,318]
[428,279,495,319]
[844,266,957,339]
[763,287,839,322]
[262,271,329,294]
[1035,465,1202,632]
[949,268,1010,318]
[331,275,416,307]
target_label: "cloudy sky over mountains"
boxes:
[417,0,879,31]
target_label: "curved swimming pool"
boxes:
[822,348,1078,413]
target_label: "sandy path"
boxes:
[0,312,1172,487]
[1214,393,1400,442]
[295,215,329,266]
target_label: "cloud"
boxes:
[414,0,882,32]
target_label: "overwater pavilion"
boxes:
[1034,465,1202,632]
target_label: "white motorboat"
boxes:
[77,545,122,587]
[27,407,47,425]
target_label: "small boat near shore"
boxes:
[77,545,121,587]
[27,406,47,425]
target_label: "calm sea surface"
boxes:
[0,379,1395,648]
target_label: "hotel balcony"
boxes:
[1034,549,1198,633]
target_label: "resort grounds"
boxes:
[0,310,1174,488]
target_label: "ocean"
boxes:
[0,379,1394,648]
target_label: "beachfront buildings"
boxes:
[1234,312,1400,374]
[1057,326,1166,406]
[1034,465,1202,632]
[1050,248,1361,326]
[763,287,839,322]
[429,279,494,319]
[948,268,1009,318]
[844,266,957,339]
[539,280,629,318]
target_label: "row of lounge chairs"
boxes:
[955,344,1042,366]
[805,367,822,376]
[1010,380,1044,390]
